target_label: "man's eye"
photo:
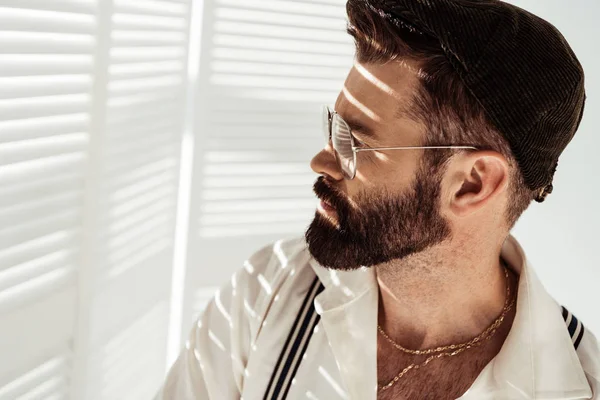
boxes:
[354,137,370,148]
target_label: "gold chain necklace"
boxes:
[378,266,516,392]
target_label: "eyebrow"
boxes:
[342,116,377,140]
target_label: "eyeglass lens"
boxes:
[322,106,356,179]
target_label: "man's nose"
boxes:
[309,141,344,181]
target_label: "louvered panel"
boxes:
[0,1,94,398]
[79,1,192,398]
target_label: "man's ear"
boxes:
[447,151,509,217]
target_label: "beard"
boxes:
[304,160,451,270]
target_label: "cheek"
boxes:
[355,151,418,189]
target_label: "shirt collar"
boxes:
[307,234,592,400]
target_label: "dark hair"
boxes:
[346,0,536,229]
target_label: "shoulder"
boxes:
[560,306,600,394]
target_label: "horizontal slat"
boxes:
[212,47,351,67]
[108,232,172,272]
[0,209,80,251]
[103,144,178,176]
[0,54,93,77]
[111,30,186,46]
[0,75,92,100]
[210,73,344,91]
[0,248,76,294]
[0,355,71,400]
[106,102,180,126]
[109,60,184,79]
[215,7,346,30]
[205,137,319,150]
[109,170,176,204]
[107,184,174,220]
[108,89,182,109]
[201,187,310,201]
[109,74,183,94]
[206,86,335,102]
[211,60,349,79]
[203,174,314,188]
[0,153,85,186]
[214,20,350,43]
[216,0,344,18]
[204,150,309,163]
[206,97,321,112]
[0,0,95,15]
[0,7,95,34]
[105,132,178,161]
[0,230,78,273]
[200,211,311,226]
[9,375,68,400]
[112,13,186,30]
[213,33,353,55]
[202,198,316,213]
[0,191,82,231]
[0,93,90,121]
[0,113,88,143]
[205,126,320,140]
[0,133,88,167]
[0,31,94,54]
[199,221,306,238]
[105,128,176,157]
[296,0,347,5]
[204,162,309,176]
[110,46,186,62]
[107,197,175,238]
[208,109,319,125]
[0,264,75,315]
[107,158,177,191]
[114,0,188,17]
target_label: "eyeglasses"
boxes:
[322,105,479,179]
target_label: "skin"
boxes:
[306,59,520,398]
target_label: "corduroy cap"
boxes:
[363,0,586,202]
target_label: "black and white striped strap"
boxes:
[561,305,585,350]
[263,276,325,400]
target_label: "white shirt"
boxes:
[154,235,600,399]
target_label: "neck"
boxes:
[375,238,519,351]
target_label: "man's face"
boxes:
[305,61,452,270]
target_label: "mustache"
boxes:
[312,176,348,211]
